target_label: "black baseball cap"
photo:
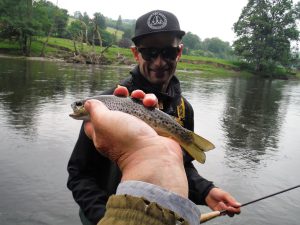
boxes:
[132,10,185,44]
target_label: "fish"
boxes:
[69,95,215,163]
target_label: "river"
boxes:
[0,57,299,225]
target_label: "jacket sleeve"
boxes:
[183,98,215,205]
[67,124,120,224]
[98,195,190,225]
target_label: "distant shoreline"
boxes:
[0,53,206,75]
[0,53,65,62]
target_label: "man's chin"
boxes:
[149,77,167,85]
[150,72,168,81]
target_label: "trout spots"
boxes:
[72,95,194,144]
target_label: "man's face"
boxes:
[131,33,183,89]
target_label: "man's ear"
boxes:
[131,47,139,61]
[177,44,184,61]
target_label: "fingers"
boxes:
[226,206,241,216]
[113,85,129,97]
[83,99,104,142]
[224,194,241,215]
[114,86,158,108]
[131,89,145,99]
[84,121,93,139]
[215,202,240,217]
[206,188,241,217]
[222,200,241,217]
[143,93,158,108]
[131,90,158,108]
[83,99,112,151]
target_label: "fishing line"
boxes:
[239,184,300,208]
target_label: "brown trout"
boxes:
[69,95,215,163]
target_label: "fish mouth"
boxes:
[69,111,89,120]
[71,101,84,109]
[70,100,88,119]
[69,112,77,118]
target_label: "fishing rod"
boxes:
[200,184,300,223]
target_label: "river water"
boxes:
[0,57,299,225]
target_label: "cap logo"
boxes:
[147,12,167,30]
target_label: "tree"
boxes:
[0,0,68,56]
[68,20,85,54]
[74,11,82,19]
[53,8,68,37]
[33,0,68,56]
[93,12,106,30]
[202,37,234,59]
[82,12,90,26]
[233,0,300,75]
[122,28,132,39]
[182,32,201,54]
[0,0,37,55]
[113,15,122,44]
[119,28,133,48]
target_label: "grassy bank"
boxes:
[0,37,283,77]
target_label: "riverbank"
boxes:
[0,53,243,77]
[1,37,299,78]
[0,53,65,62]
[0,37,251,77]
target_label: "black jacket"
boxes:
[67,66,215,224]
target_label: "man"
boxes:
[67,9,240,225]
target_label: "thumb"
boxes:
[84,99,110,133]
[84,99,109,120]
[83,100,110,151]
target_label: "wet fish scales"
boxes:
[90,96,193,143]
[70,95,215,163]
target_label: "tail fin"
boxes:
[180,132,215,164]
[193,132,215,152]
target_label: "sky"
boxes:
[49,0,249,43]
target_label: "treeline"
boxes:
[182,33,234,60]
[70,0,300,77]
[106,16,234,59]
[0,0,119,56]
[1,0,300,77]
[0,0,235,60]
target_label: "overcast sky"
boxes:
[49,0,250,43]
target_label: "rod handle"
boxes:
[200,211,221,223]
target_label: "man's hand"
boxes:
[205,187,241,216]
[83,86,188,198]
[84,86,159,161]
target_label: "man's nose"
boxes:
[152,54,165,66]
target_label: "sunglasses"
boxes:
[137,47,180,61]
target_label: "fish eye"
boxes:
[75,101,83,107]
